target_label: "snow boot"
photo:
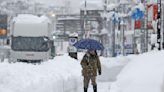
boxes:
[93,85,97,92]
[84,87,88,92]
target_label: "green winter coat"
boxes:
[81,53,101,77]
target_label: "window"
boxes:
[11,36,50,52]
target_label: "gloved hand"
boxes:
[98,70,101,75]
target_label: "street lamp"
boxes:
[51,13,56,17]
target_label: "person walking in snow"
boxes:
[81,50,101,92]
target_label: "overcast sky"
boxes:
[35,0,65,6]
[34,0,81,6]
[34,0,83,13]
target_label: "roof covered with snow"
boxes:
[80,0,103,10]
[13,14,51,24]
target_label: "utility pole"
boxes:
[111,8,117,57]
[120,19,125,56]
[145,4,148,52]
[120,3,126,56]
[84,0,87,38]
[163,4,164,49]
[103,0,107,28]
[112,18,116,57]
[102,0,108,56]
[157,0,162,50]
[140,20,146,53]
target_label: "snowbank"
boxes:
[98,55,136,82]
[0,54,82,92]
[0,52,132,92]
[110,51,164,92]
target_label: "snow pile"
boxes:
[0,54,82,92]
[98,55,136,82]
[0,52,133,92]
[13,14,51,23]
[110,51,164,92]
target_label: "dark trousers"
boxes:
[83,76,97,88]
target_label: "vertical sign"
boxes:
[153,4,158,20]
[68,36,78,59]
[135,20,141,29]
[0,15,8,39]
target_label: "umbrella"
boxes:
[73,39,104,50]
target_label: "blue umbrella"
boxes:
[73,39,104,50]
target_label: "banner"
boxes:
[153,4,158,20]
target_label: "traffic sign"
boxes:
[131,8,144,20]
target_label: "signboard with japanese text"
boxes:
[135,20,141,29]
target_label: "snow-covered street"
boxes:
[1,51,164,92]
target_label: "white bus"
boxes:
[10,14,53,62]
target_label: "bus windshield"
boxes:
[11,36,49,52]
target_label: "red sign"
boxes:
[135,20,141,29]
[147,4,158,20]
[153,4,158,20]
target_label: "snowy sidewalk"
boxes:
[0,54,133,92]
[110,51,164,92]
